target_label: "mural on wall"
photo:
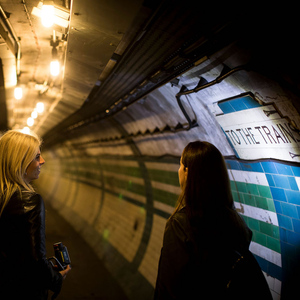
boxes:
[215,93,300,299]
[216,94,300,162]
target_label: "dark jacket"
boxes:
[154,207,272,299]
[0,192,62,299]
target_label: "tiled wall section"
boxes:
[38,154,300,300]
[218,93,300,299]
[227,158,300,299]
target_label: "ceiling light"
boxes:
[14,87,22,100]
[41,3,54,28]
[50,60,60,76]
[31,1,70,31]
[21,127,30,134]
[31,110,38,119]
[36,102,44,113]
[27,117,34,127]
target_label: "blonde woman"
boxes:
[0,130,71,300]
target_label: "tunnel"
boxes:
[1,1,300,299]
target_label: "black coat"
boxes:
[154,207,272,299]
[0,192,62,299]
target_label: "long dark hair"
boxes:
[173,141,234,226]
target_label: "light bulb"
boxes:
[27,117,34,127]
[41,5,54,27]
[50,60,60,76]
[14,87,22,100]
[36,102,44,114]
[31,110,38,119]
[21,127,30,134]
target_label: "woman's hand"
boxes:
[59,264,71,279]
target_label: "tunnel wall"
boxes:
[36,48,300,300]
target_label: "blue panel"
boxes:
[240,161,263,172]
[273,175,290,189]
[266,174,275,187]
[270,187,287,202]
[286,230,300,246]
[288,177,299,191]
[253,254,269,270]
[242,96,261,109]
[225,160,241,170]
[218,95,261,113]
[275,163,293,176]
[267,262,283,281]
[281,202,299,219]
[280,240,296,257]
[291,166,300,177]
[218,102,235,114]
[285,190,300,205]
[229,98,248,111]
[274,200,283,214]
[292,219,300,234]
[297,206,300,219]
[261,161,278,174]
[277,214,293,231]
[253,254,282,280]
[280,228,287,243]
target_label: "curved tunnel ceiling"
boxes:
[42,3,300,148]
[0,1,299,148]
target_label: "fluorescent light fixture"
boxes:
[41,4,54,27]
[14,87,22,100]
[50,60,60,76]
[27,117,34,127]
[36,102,44,113]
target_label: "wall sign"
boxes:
[216,99,300,162]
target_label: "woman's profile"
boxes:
[154,141,272,299]
[0,130,71,299]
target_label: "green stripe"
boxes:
[242,215,281,253]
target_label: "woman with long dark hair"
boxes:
[154,141,272,299]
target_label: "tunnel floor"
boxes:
[45,203,129,300]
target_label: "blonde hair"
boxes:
[0,130,42,215]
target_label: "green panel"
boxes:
[266,236,281,253]
[266,198,276,212]
[230,181,237,191]
[101,163,142,178]
[260,221,274,236]
[257,185,272,198]
[252,231,267,247]
[104,177,146,196]
[232,191,242,203]
[255,196,269,210]
[235,181,247,193]
[245,183,259,196]
[248,217,260,231]
[243,193,255,206]
[152,188,178,207]
[148,169,179,186]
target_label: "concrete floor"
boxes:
[45,204,129,300]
